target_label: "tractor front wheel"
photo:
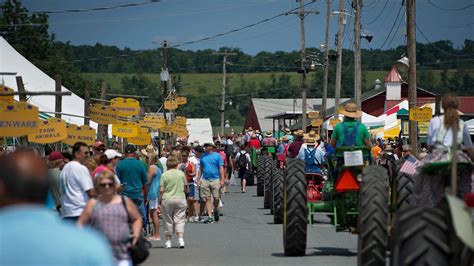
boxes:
[256,156,265,196]
[358,165,389,266]
[283,158,307,256]
[273,166,284,224]
[264,156,273,209]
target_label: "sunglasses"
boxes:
[99,182,114,188]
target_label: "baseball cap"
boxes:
[48,151,65,161]
[104,149,122,159]
[124,144,137,154]
[93,141,105,149]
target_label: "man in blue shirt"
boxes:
[197,143,224,224]
[0,148,114,266]
[116,144,149,226]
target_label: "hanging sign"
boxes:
[110,97,140,117]
[409,107,432,122]
[28,118,67,144]
[63,124,96,146]
[128,127,151,146]
[89,104,118,124]
[308,111,319,119]
[0,86,14,105]
[176,96,187,105]
[161,125,173,133]
[418,122,429,135]
[176,128,189,138]
[329,118,341,127]
[143,115,166,130]
[112,121,139,138]
[164,100,178,110]
[0,102,39,137]
[174,116,187,126]
[311,118,323,127]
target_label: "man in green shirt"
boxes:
[330,102,371,148]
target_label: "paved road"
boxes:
[144,184,357,266]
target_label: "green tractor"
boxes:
[282,146,391,265]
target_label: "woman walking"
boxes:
[181,150,196,222]
[147,153,163,241]
[78,171,142,266]
[160,156,188,249]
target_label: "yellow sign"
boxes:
[28,118,67,144]
[110,97,140,117]
[402,121,409,135]
[128,127,151,146]
[418,122,429,135]
[143,115,166,130]
[0,86,14,105]
[161,125,173,133]
[0,102,39,137]
[164,100,178,110]
[176,96,187,105]
[174,116,187,125]
[63,124,96,146]
[308,111,319,119]
[409,107,432,122]
[176,128,189,137]
[311,118,323,127]
[89,104,118,124]
[112,122,139,138]
[329,118,341,127]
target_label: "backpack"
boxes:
[237,151,248,168]
[342,122,360,146]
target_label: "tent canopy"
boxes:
[0,37,96,129]
[187,118,213,145]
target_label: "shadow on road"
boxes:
[271,247,356,258]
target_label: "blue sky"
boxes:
[20,0,474,55]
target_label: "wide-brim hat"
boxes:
[305,137,316,145]
[141,144,157,157]
[340,102,362,118]
[204,142,217,148]
[265,131,272,137]
[284,128,291,133]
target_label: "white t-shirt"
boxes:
[159,157,168,172]
[235,151,251,170]
[188,156,200,182]
[60,161,93,217]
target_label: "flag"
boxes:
[400,155,419,175]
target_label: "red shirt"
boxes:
[248,138,261,149]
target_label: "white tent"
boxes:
[0,37,97,129]
[187,118,213,145]
[323,112,385,130]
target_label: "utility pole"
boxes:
[286,0,319,133]
[321,0,332,120]
[98,81,108,142]
[55,75,62,151]
[354,0,362,108]
[214,52,236,137]
[84,81,91,126]
[407,0,418,156]
[334,0,344,117]
[16,76,28,146]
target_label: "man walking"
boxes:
[197,143,225,224]
[116,144,149,226]
[235,144,251,193]
[60,142,94,221]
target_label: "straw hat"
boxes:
[284,128,291,133]
[265,131,272,137]
[141,144,157,157]
[305,137,316,145]
[340,102,362,118]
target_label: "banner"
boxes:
[0,102,39,137]
[0,86,14,105]
[89,104,118,124]
[176,96,187,105]
[128,127,151,146]
[164,100,178,110]
[409,107,432,122]
[143,115,166,130]
[63,124,96,146]
[28,118,67,144]
[112,121,139,138]
[110,97,140,117]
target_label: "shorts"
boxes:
[187,184,199,200]
[149,198,158,210]
[201,179,220,198]
[238,168,248,179]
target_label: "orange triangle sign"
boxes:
[335,169,359,192]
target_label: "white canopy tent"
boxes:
[187,118,213,145]
[0,36,97,129]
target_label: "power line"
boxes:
[427,0,474,12]
[378,4,403,50]
[364,0,389,25]
[416,24,474,57]
[386,10,405,49]
[29,0,160,14]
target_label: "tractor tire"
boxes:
[273,166,284,224]
[358,165,389,266]
[256,156,265,196]
[283,158,307,256]
[390,207,450,266]
[396,170,416,211]
[264,157,273,209]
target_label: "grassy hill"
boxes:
[82,70,453,96]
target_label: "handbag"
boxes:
[121,196,151,265]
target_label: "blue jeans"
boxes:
[130,198,147,227]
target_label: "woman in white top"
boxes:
[415,93,473,207]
